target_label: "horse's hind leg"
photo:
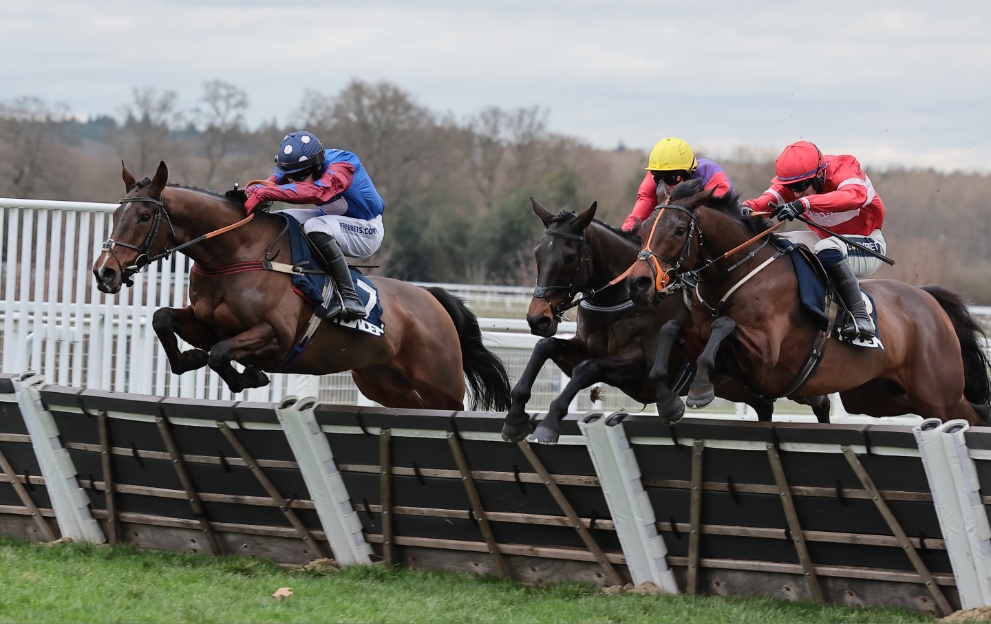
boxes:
[504,337,586,442]
[792,394,831,423]
[152,306,213,375]
[687,316,736,409]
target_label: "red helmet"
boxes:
[773,141,826,185]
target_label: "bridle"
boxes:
[531,228,590,320]
[100,195,179,286]
[635,204,699,293]
[638,203,787,314]
[100,191,256,287]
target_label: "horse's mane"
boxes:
[167,183,246,208]
[548,209,640,242]
[670,184,772,238]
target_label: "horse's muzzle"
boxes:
[93,265,123,294]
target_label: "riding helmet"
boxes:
[645,137,698,172]
[275,131,326,175]
[774,141,827,184]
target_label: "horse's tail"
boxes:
[425,287,513,411]
[922,285,991,414]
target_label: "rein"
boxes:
[101,192,256,285]
[638,204,787,311]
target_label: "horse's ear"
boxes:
[531,197,553,226]
[149,161,169,196]
[122,162,136,192]
[574,201,597,230]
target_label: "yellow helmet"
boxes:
[645,137,698,172]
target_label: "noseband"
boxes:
[531,229,590,320]
[100,195,178,286]
[636,204,699,292]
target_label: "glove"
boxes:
[739,204,753,219]
[621,215,642,233]
[773,200,805,222]
[242,185,272,214]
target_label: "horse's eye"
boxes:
[675,225,687,237]
[564,253,578,264]
[139,212,152,223]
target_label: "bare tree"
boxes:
[0,96,71,198]
[114,87,183,175]
[193,80,248,187]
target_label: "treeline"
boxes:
[2,80,989,303]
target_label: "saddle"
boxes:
[783,241,882,349]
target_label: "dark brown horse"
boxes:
[627,187,991,425]
[92,162,512,411]
[502,198,825,445]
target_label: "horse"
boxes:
[501,197,827,445]
[626,186,991,425]
[92,161,512,411]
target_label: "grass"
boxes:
[0,536,932,623]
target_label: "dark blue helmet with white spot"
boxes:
[274,131,325,176]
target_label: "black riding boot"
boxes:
[309,232,367,322]
[827,261,875,340]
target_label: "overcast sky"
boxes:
[4,1,989,172]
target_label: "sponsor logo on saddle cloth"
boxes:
[788,247,883,350]
[281,216,385,336]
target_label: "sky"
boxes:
[3,0,989,173]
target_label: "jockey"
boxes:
[621,137,735,233]
[743,141,886,340]
[244,131,385,322]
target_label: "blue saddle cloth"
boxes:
[786,242,880,347]
[281,215,385,336]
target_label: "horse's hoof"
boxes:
[243,367,270,389]
[501,423,529,443]
[687,387,715,409]
[526,426,559,445]
[657,400,685,425]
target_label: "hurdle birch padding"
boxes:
[915,419,988,609]
[275,396,373,565]
[12,373,103,544]
[940,421,991,605]
[578,411,678,592]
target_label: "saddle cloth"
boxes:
[786,243,882,349]
[282,215,385,336]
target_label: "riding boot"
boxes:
[308,232,367,322]
[827,261,875,340]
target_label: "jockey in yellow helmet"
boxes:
[621,137,735,232]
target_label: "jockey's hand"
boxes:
[773,200,805,222]
[621,215,642,233]
[739,205,753,219]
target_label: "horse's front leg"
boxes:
[687,316,736,409]
[650,320,685,425]
[152,306,215,375]
[529,355,644,445]
[207,324,281,393]
[503,337,586,442]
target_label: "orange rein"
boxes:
[199,179,277,239]
[631,208,787,293]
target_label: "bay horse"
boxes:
[92,161,512,411]
[627,186,991,425]
[502,197,827,445]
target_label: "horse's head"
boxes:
[627,181,712,306]
[527,198,598,337]
[628,181,761,306]
[93,161,173,294]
